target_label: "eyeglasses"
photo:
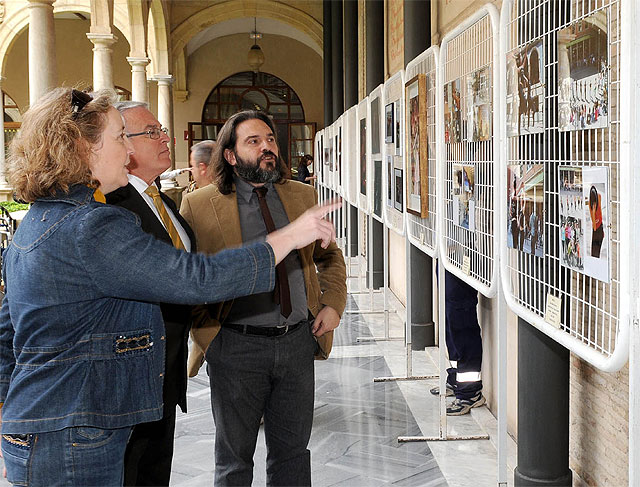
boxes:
[71,89,92,118]
[126,126,169,140]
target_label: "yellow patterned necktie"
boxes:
[144,185,186,251]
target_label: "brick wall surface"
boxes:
[570,356,628,486]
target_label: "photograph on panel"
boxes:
[394,168,403,212]
[444,78,462,143]
[373,159,382,218]
[323,141,330,168]
[359,117,367,195]
[395,103,402,155]
[385,102,394,144]
[466,66,492,142]
[405,74,429,217]
[371,97,381,155]
[387,156,393,208]
[328,137,334,172]
[338,127,342,176]
[506,38,545,136]
[507,164,544,257]
[559,166,586,273]
[558,10,609,132]
[452,164,476,232]
[582,167,610,283]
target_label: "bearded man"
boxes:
[180,110,347,486]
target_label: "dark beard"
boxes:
[233,151,284,184]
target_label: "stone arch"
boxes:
[0,0,131,76]
[148,0,169,75]
[171,0,321,99]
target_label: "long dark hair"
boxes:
[210,110,288,194]
[589,185,599,209]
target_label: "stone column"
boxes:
[28,0,57,105]
[87,33,117,91]
[127,57,150,102]
[330,0,343,124]
[154,75,175,166]
[323,0,332,127]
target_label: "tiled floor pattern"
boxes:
[0,260,516,486]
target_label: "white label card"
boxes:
[544,294,562,328]
[462,255,471,275]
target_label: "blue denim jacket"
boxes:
[0,185,275,434]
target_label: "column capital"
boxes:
[27,0,54,7]
[126,56,151,68]
[152,74,174,86]
[87,33,118,48]
[175,90,189,102]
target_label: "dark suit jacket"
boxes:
[106,183,196,414]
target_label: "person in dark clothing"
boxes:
[296,154,316,184]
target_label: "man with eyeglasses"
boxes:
[105,101,195,487]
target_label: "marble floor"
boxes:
[169,262,517,486]
[0,261,516,486]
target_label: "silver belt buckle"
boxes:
[277,324,289,335]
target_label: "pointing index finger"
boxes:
[315,198,342,218]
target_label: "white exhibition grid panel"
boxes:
[405,47,440,256]
[499,0,629,371]
[345,106,358,206]
[335,113,344,196]
[438,6,500,298]
[382,70,406,236]
[357,97,369,213]
[314,129,323,188]
[368,84,384,224]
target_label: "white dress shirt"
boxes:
[128,174,192,252]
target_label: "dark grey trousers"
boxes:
[206,323,316,486]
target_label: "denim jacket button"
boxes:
[159,373,163,377]
[160,336,165,340]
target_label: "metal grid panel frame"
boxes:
[405,46,440,258]
[345,106,358,205]
[499,0,629,371]
[382,70,406,236]
[326,123,336,192]
[357,97,370,213]
[368,84,384,223]
[314,129,324,187]
[438,6,501,298]
[335,113,345,196]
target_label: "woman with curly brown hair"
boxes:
[0,88,337,486]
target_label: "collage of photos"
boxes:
[387,156,393,208]
[452,164,475,231]
[507,164,545,258]
[444,78,462,143]
[466,66,492,142]
[395,103,402,155]
[405,74,429,218]
[559,166,610,282]
[558,10,609,132]
[506,38,545,136]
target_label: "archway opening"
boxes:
[193,71,315,169]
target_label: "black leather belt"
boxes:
[222,320,306,337]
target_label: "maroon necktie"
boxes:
[253,187,292,318]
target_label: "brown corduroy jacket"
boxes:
[180,179,347,377]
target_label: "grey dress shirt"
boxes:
[224,175,308,327]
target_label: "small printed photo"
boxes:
[507,164,544,257]
[385,102,394,144]
[395,103,402,155]
[386,156,393,208]
[582,167,610,283]
[394,168,403,212]
[371,97,381,155]
[359,117,367,196]
[466,66,492,142]
[373,159,382,218]
[444,78,462,143]
[506,39,545,136]
[558,10,609,132]
[559,166,586,273]
[452,164,475,231]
